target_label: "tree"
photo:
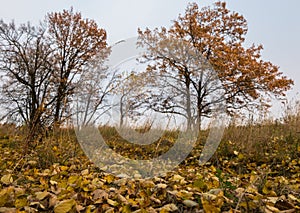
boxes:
[74,52,118,127]
[0,9,111,145]
[137,1,293,130]
[0,21,54,141]
[47,8,108,126]
[112,71,151,127]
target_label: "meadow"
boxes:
[0,104,299,213]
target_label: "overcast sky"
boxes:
[0,0,299,115]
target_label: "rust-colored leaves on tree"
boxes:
[138,1,293,121]
[47,8,109,125]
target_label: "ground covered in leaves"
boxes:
[0,126,299,213]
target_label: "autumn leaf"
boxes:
[35,191,50,200]
[1,174,13,185]
[0,186,14,207]
[54,199,76,213]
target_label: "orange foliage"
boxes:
[138,1,293,115]
[47,8,109,124]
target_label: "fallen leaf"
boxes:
[1,174,13,185]
[107,198,118,207]
[0,187,14,207]
[265,205,280,213]
[0,207,16,213]
[81,169,89,176]
[157,183,168,189]
[54,199,76,213]
[14,197,27,208]
[183,199,198,208]
[35,191,49,200]
[161,203,178,211]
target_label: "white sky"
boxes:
[0,0,299,116]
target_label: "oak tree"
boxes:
[137,1,293,130]
[47,8,108,126]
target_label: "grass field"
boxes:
[0,112,299,212]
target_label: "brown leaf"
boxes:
[0,207,16,213]
[275,199,295,211]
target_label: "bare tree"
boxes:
[74,51,119,127]
[0,20,54,142]
[111,71,149,127]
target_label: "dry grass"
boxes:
[1,100,299,172]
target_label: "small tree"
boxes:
[112,71,151,127]
[74,52,118,127]
[47,8,108,126]
[137,1,293,130]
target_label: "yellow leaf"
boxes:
[15,198,27,208]
[117,194,127,204]
[201,196,221,212]
[50,180,58,185]
[201,189,224,213]
[237,153,244,160]
[1,174,13,185]
[176,190,193,199]
[121,205,131,213]
[81,169,89,176]
[28,160,37,166]
[246,185,258,194]
[82,187,90,192]
[170,174,185,183]
[26,176,35,182]
[193,178,208,191]
[0,187,14,207]
[60,166,69,171]
[239,201,258,209]
[262,181,276,196]
[75,204,85,212]
[250,175,257,183]
[104,174,114,184]
[141,180,155,188]
[54,199,76,213]
[157,183,168,189]
[14,188,26,198]
[266,196,278,205]
[265,205,280,213]
[68,176,78,184]
[288,194,300,203]
[161,203,178,212]
[107,198,118,207]
[35,191,49,200]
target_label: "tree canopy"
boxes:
[137,1,293,129]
